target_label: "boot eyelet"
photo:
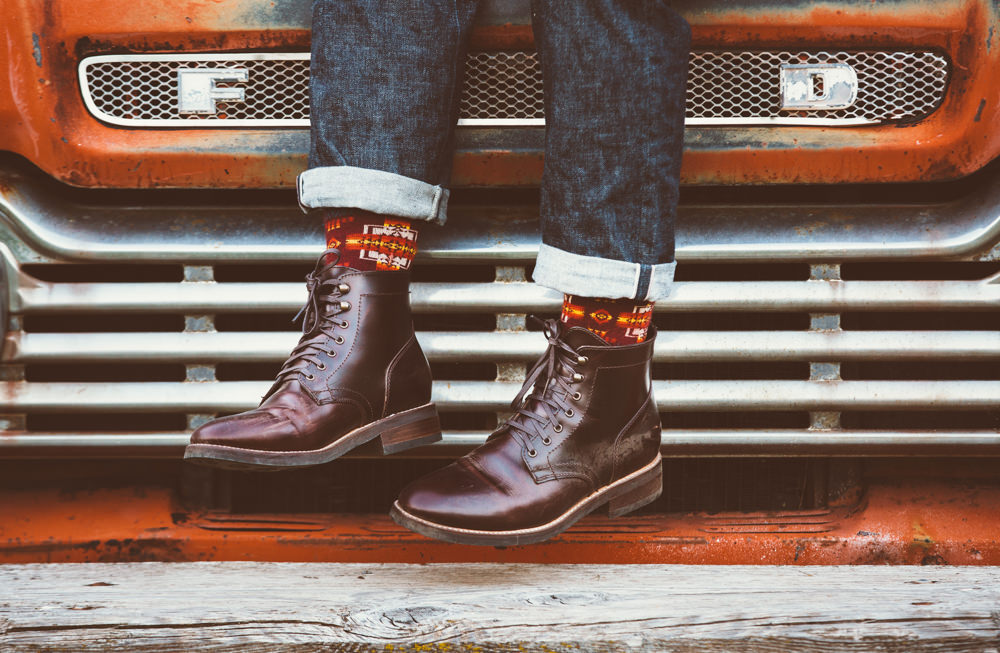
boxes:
[339,301,351,312]
[326,350,337,357]
[541,437,551,445]
[572,373,584,382]
[527,449,537,458]
[565,409,574,417]
[339,320,350,329]
[304,373,315,381]
[577,355,589,365]
[553,424,563,433]
[316,362,327,371]
[572,392,582,401]
[334,336,345,344]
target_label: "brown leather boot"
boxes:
[184,250,441,470]
[391,318,662,545]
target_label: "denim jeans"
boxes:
[300,0,690,301]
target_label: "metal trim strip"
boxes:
[0,380,996,412]
[13,276,1000,316]
[6,330,999,363]
[4,154,1000,264]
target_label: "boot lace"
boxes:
[497,317,586,458]
[266,248,352,395]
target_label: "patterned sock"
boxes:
[323,209,418,271]
[560,294,654,345]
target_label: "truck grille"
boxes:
[1,158,998,461]
[79,49,949,128]
[3,257,998,458]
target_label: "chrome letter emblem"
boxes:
[780,63,858,110]
[177,68,248,114]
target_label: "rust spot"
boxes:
[974,98,987,121]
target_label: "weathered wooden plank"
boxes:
[2,563,999,652]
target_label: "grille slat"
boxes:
[7,330,1000,364]
[1,380,997,412]
[2,264,997,457]
[18,277,1000,314]
[80,50,949,128]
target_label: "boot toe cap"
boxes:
[396,461,530,532]
[189,411,297,451]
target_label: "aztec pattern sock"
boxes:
[560,294,654,345]
[323,209,418,271]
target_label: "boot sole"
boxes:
[390,454,663,546]
[183,403,442,471]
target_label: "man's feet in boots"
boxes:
[391,318,662,546]
[184,249,441,470]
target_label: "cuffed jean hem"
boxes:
[533,243,677,302]
[297,166,450,225]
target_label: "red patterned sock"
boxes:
[323,210,418,271]
[560,294,654,345]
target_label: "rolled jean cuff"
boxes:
[297,166,449,225]
[533,243,677,302]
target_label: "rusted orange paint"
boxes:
[1,0,999,188]
[2,480,999,564]
[469,24,535,50]
[452,150,546,187]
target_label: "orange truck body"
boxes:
[1,0,999,564]
[3,0,1000,188]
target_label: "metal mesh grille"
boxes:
[687,51,949,121]
[460,51,544,120]
[84,57,311,123]
[81,50,949,126]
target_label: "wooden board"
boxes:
[2,563,1000,652]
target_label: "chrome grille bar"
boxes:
[4,155,1000,265]
[1,380,996,412]
[15,277,1000,315]
[6,331,1000,363]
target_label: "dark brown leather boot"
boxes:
[184,250,440,470]
[391,318,662,545]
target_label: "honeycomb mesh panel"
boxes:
[84,56,311,122]
[460,51,544,119]
[81,50,949,126]
[686,50,949,121]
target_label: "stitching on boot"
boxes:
[383,333,417,418]
[610,391,657,482]
[465,455,514,495]
[324,387,373,423]
[546,461,597,487]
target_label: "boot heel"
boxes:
[377,405,442,455]
[606,461,663,518]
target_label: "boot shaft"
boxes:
[527,327,660,487]
[296,268,432,420]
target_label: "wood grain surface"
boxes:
[2,563,999,651]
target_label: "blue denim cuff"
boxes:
[533,243,676,302]
[297,166,449,225]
